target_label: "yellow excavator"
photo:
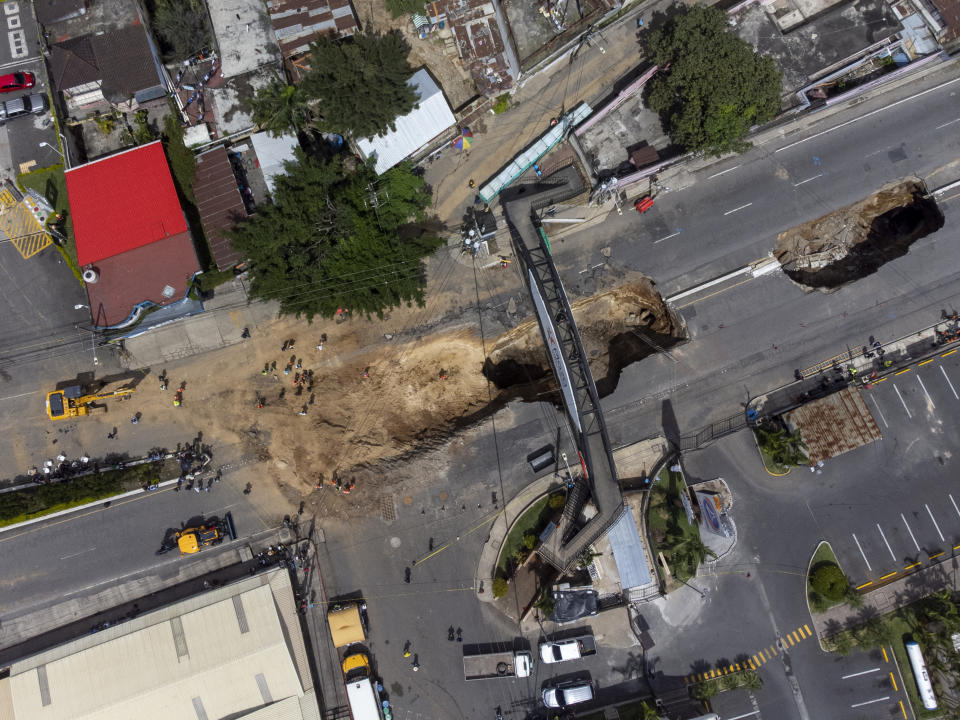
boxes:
[45,382,135,421]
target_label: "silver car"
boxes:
[0,93,47,121]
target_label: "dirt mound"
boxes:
[774,177,944,290]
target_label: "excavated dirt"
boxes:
[151,279,682,515]
[774,177,944,290]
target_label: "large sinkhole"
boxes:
[775,177,944,290]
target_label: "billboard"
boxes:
[696,491,729,537]
[529,268,582,434]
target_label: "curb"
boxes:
[0,476,181,535]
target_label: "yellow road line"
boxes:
[882,647,889,663]
[769,645,777,656]
[943,349,958,357]
[900,700,907,719]
[729,665,735,673]
[880,571,898,580]
[904,561,921,570]
[875,377,887,383]
[710,669,716,678]
[748,659,755,670]
[929,551,944,560]
[804,624,811,636]
[753,654,761,666]
[894,368,912,375]
[918,359,934,366]
[797,627,806,639]
[676,276,754,309]
[857,581,874,590]
[735,663,741,671]
[889,671,897,692]
[787,634,795,647]
[954,543,960,550]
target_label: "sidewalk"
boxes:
[809,551,960,647]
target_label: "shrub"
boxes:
[492,93,509,114]
[548,492,566,510]
[522,533,537,550]
[492,577,508,598]
[810,563,848,600]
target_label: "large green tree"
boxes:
[250,31,417,139]
[644,6,782,156]
[229,153,441,320]
[150,0,209,62]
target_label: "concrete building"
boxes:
[0,569,320,720]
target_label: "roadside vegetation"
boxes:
[692,668,762,701]
[0,459,173,528]
[643,5,782,156]
[646,465,715,584]
[250,31,417,139]
[825,590,960,718]
[494,492,565,581]
[578,698,660,720]
[807,542,860,613]
[753,419,806,474]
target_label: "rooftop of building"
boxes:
[208,0,283,78]
[194,145,247,269]
[267,0,358,58]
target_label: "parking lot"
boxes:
[814,349,960,589]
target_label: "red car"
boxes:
[0,72,35,93]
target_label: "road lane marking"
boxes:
[880,571,898,580]
[851,696,889,708]
[774,74,960,153]
[929,551,944,560]
[792,631,801,643]
[857,581,873,589]
[804,624,811,635]
[889,671,898,691]
[0,389,40,402]
[792,173,823,187]
[60,546,96,560]
[869,396,888,428]
[893,384,912,417]
[882,647,889,663]
[936,118,960,129]
[852,532,872,571]
[723,202,753,216]
[727,712,760,720]
[917,375,935,409]
[940,365,959,399]
[904,561,921,570]
[654,231,680,244]
[918,358,934,366]
[707,165,740,179]
[926,503,945,542]
[842,667,880,679]
[900,700,907,719]
[901,513,921,552]
[951,493,960,520]
[877,524,896,561]
[895,368,912,375]
[943,349,958,357]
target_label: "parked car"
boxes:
[542,680,594,708]
[0,72,34,93]
[0,93,47,122]
[539,635,597,664]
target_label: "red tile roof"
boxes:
[194,146,246,270]
[84,232,198,327]
[66,141,188,266]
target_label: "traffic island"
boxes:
[806,541,855,615]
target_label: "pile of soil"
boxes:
[774,176,944,289]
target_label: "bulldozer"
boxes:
[45,381,135,421]
[156,513,237,556]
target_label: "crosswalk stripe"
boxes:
[729,665,735,673]
[804,624,812,635]
[797,627,806,639]
[748,659,756,670]
[792,631,800,643]
[769,645,777,656]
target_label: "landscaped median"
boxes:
[752,418,806,476]
[806,541,859,613]
[491,491,565,600]
[0,457,176,529]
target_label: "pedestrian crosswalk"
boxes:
[0,187,50,259]
[685,623,814,684]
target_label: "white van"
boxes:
[542,681,594,708]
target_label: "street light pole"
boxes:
[74,305,98,366]
[39,142,64,164]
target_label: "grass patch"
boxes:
[808,541,856,613]
[576,698,659,720]
[756,440,790,474]
[17,165,81,280]
[492,93,510,114]
[693,668,762,700]
[886,615,939,720]
[647,465,709,583]
[496,495,553,578]
[195,268,237,293]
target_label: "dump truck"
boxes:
[343,652,386,720]
[156,513,236,556]
[45,380,134,420]
[328,602,368,648]
[539,634,597,664]
[463,648,532,680]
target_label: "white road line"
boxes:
[654,231,680,244]
[0,389,39,402]
[727,712,760,720]
[724,202,753,216]
[774,75,960,153]
[917,375,935,409]
[940,365,959,399]
[707,165,740,179]
[792,173,823,187]
[936,118,960,129]
[901,513,921,552]
[852,533,872,571]
[926,504,945,542]
[60,547,96,560]
[842,667,881,679]
[893,383,912,418]
[869,396,888,428]
[950,494,960,521]
[877,524,896,562]
[851,696,890,708]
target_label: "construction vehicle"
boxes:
[45,380,135,420]
[156,513,236,556]
[328,601,369,648]
[343,652,387,720]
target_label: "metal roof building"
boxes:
[0,569,320,720]
[355,69,456,174]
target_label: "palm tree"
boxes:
[756,422,807,466]
[249,81,321,137]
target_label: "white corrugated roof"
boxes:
[7,576,312,720]
[356,69,455,174]
[250,131,300,195]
